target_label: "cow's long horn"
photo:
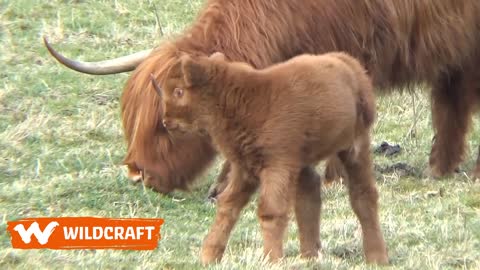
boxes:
[43,37,153,75]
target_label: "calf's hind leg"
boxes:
[338,133,388,265]
[258,167,297,261]
[295,166,321,258]
[201,166,257,264]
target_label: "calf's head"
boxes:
[150,53,228,134]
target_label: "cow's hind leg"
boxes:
[338,132,388,265]
[207,161,231,201]
[324,155,345,185]
[429,69,475,178]
[473,146,480,180]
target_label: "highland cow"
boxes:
[45,0,480,195]
[150,51,388,264]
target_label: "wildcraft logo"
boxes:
[7,217,164,250]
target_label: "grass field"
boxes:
[1,0,480,269]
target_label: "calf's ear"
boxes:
[209,52,226,61]
[181,55,209,87]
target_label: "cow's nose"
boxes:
[162,119,176,130]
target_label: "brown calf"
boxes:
[152,52,388,264]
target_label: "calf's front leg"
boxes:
[201,166,257,264]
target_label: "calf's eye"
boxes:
[173,88,184,98]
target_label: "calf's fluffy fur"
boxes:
[153,52,388,264]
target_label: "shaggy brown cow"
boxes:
[45,0,480,195]
[151,51,388,264]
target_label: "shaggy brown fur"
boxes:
[120,0,480,194]
[152,51,388,264]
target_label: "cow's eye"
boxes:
[173,88,184,98]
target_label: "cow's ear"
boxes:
[181,55,208,87]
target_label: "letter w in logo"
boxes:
[13,221,59,245]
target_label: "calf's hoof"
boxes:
[366,251,389,265]
[300,241,321,259]
[201,244,225,265]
